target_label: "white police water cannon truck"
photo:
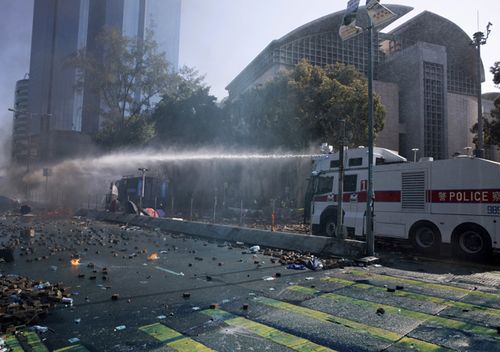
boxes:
[307,144,500,260]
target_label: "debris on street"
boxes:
[0,274,71,333]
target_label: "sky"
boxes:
[0,0,499,169]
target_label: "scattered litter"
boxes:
[155,266,184,276]
[263,276,276,281]
[34,282,50,290]
[287,264,306,270]
[355,256,380,266]
[305,256,323,271]
[249,245,260,253]
[61,297,74,306]
[32,325,49,333]
[68,337,80,344]
[114,325,126,331]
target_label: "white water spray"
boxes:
[21,147,319,208]
[42,148,318,179]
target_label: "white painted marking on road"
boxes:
[155,266,185,276]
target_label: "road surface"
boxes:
[0,215,499,351]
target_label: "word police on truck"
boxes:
[305,145,500,260]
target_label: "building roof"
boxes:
[278,4,412,44]
[226,4,484,97]
[388,11,481,82]
[226,4,413,92]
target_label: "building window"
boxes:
[423,62,444,159]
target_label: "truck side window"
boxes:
[348,158,363,167]
[330,160,340,168]
[314,176,334,195]
[344,174,357,192]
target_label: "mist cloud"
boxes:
[0,0,33,174]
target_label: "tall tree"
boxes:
[69,27,173,148]
[227,60,385,150]
[491,62,500,87]
[94,114,156,149]
[471,62,500,150]
[473,95,500,148]
[152,67,228,146]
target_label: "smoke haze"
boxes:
[0,0,33,176]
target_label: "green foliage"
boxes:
[94,114,156,149]
[227,60,385,150]
[69,27,173,128]
[474,95,500,148]
[152,67,229,146]
[491,62,500,86]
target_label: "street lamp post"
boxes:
[472,22,492,158]
[366,21,375,257]
[138,168,148,209]
[339,0,397,257]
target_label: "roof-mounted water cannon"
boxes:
[320,143,333,154]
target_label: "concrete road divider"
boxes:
[81,210,366,257]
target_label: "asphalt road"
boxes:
[1,215,500,352]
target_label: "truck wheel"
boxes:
[453,226,491,261]
[322,216,338,238]
[411,223,441,254]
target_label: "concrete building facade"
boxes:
[11,79,30,165]
[23,0,181,162]
[226,5,483,161]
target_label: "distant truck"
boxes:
[306,146,500,260]
[115,175,169,210]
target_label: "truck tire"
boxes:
[322,215,338,238]
[411,222,441,254]
[453,225,492,261]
